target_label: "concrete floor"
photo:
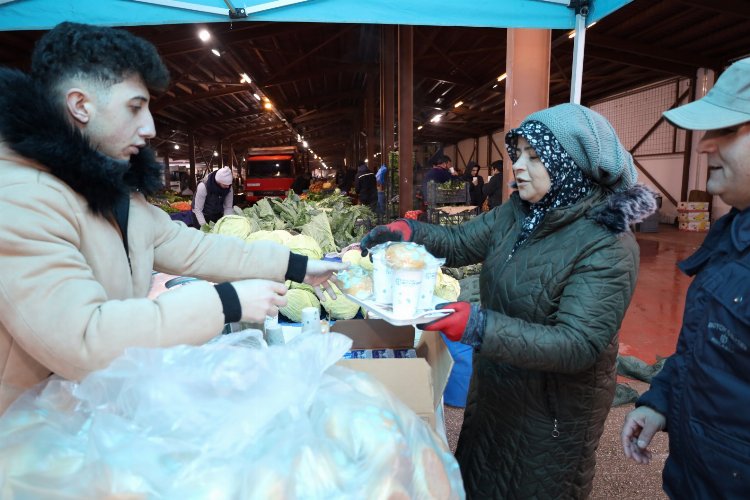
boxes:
[443,223,706,499]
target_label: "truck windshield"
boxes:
[246,155,294,178]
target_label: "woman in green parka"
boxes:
[361,104,658,499]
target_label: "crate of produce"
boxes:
[424,180,469,206]
[679,221,710,232]
[428,205,478,225]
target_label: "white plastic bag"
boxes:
[0,330,464,499]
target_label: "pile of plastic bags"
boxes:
[0,330,464,499]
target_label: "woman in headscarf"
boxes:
[360,103,658,499]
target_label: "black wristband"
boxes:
[285,252,308,283]
[214,282,242,323]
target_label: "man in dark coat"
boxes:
[622,56,750,499]
[354,162,377,213]
[482,160,503,208]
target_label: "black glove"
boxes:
[360,219,413,256]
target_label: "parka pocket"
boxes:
[687,419,750,496]
[698,262,750,373]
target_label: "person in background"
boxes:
[482,159,504,209]
[355,161,378,213]
[376,162,388,219]
[192,166,234,227]
[464,161,485,207]
[0,22,345,415]
[361,103,657,498]
[291,169,312,195]
[621,57,750,498]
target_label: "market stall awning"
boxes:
[0,0,632,31]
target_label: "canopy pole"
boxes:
[569,1,589,104]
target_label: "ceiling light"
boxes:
[213,151,219,157]
[240,73,251,84]
[211,48,221,57]
[492,84,498,89]
[454,101,463,108]
[174,144,180,150]
[263,101,273,110]
[253,93,261,100]
[497,73,507,82]
[302,141,309,148]
[417,125,423,130]
[430,114,442,123]
[198,29,210,42]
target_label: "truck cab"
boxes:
[244,146,301,203]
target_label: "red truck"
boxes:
[244,146,302,203]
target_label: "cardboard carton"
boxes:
[679,220,711,232]
[677,211,710,222]
[677,201,710,211]
[332,319,453,431]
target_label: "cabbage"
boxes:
[289,234,323,260]
[322,284,362,320]
[286,280,316,295]
[434,270,461,302]
[279,289,320,323]
[245,229,293,246]
[340,249,373,271]
[212,215,253,240]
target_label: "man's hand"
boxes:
[621,406,666,465]
[303,259,349,301]
[231,279,288,323]
[360,220,413,256]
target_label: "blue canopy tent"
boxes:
[0,0,632,102]
[0,0,631,30]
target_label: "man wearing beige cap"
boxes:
[192,166,235,227]
[622,57,750,498]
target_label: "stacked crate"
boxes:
[677,201,710,232]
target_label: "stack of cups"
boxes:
[370,244,393,305]
[301,306,322,335]
[418,255,444,311]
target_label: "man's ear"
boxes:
[65,88,92,126]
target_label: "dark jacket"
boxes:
[464,171,485,206]
[193,170,231,223]
[409,185,654,499]
[483,172,503,208]
[637,207,750,499]
[355,164,377,208]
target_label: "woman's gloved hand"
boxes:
[417,302,486,347]
[360,219,413,256]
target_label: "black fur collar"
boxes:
[0,67,164,216]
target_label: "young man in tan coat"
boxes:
[0,22,344,414]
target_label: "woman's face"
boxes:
[512,136,551,203]
[471,166,480,176]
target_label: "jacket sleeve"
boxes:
[141,197,291,283]
[409,203,511,267]
[192,182,208,225]
[480,238,639,373]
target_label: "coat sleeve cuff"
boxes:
[214,282,242,323]
[285,252,308,283]
[460,304,486,349]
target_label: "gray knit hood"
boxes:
[520,103,637,193]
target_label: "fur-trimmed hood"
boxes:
[0,67,163,216]
[590,183,659,234]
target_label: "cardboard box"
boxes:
[677,211,710,222]
[332,319,453,431]
[677,201,710,211]
[679,221,710,232]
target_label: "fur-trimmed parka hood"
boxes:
[589,183,659,234]
[0,67,163,216]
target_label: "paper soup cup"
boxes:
[391,267,424,319]
[371,250,393,305]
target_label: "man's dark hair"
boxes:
[491,159,503,172]
[31,22,169,94]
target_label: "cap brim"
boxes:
[663,99,750,130]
